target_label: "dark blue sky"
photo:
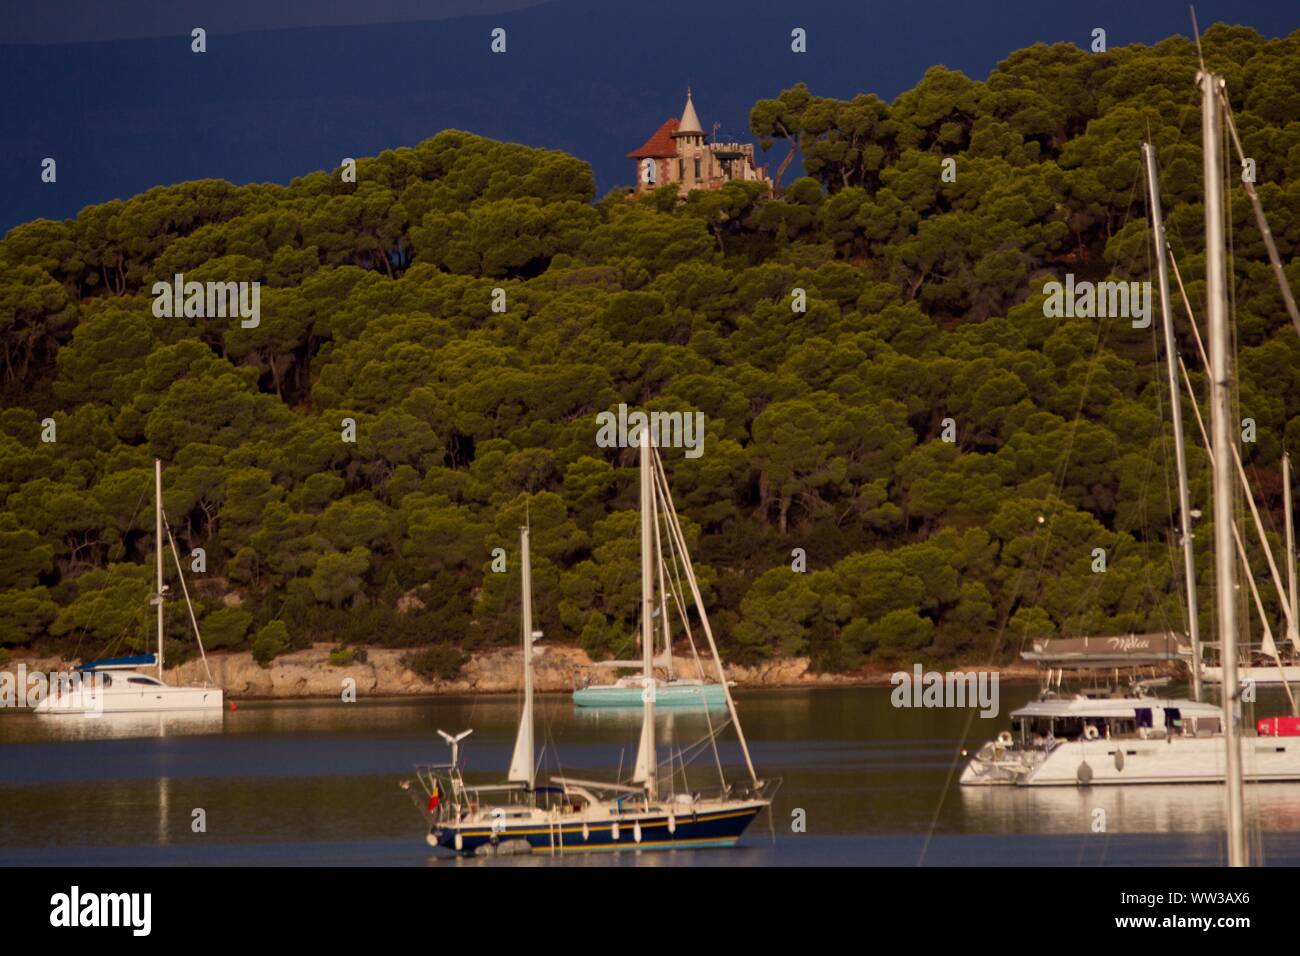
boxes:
[2,0,1295,233]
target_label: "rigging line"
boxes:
[661,717,735,774]
[1223,104,1254,663]
[932,143,1169,862]
[920,481,1115,864]
[925,512,1076,868]
[1190,5,1206,73]
[1142,184,1188,635]
[916,703,980,868]
[1171,250,1300,641]
[161,511,214,686]
[653,460,728,788]
[929,164,1159,865]
[652,446,760,788]
[1178,352,1299,711]
[1017,150,1152,649]
[1113,154,1144,237]
[1217,88,1300,341]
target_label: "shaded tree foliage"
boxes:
[2,27,1298,670]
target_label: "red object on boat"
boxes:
[1257,717,1300,736]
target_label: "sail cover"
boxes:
[508,708,533,786]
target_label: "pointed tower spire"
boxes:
[676,87,703,136]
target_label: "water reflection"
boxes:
[21,710,225,741]
[959,782,1300,834]
[2,686,1299,865]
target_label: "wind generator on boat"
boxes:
[35,459,223,716]
[404,430,776,856]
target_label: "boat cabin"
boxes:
[1009,698,1223,747]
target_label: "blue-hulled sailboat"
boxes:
[405,431,775,856]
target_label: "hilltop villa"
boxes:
[627,89,770,197]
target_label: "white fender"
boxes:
[667,813,676,834]
[633,820,642,843]
[611,821,620,841]
[581,821,590,841]
[454,831,463,851]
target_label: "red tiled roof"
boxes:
[627,118,679,159]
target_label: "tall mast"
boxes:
[1202,70,1247,867]
[1286,452,1298,653]
[507,524,536,788]
[1143,142,1202,701]
[633,427,657,800]
[155,458,165,680]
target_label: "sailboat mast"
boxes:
[507,524,536,788]
[155,457,165,680]
[1202,70,1248,866]
[1143,142,1202,701]
[638,428,657,800]
[520,525,534,786]
[1286,452,1298,651]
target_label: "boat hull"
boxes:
[962,735,1300,786]
[33,685,225,715]
[429,801,766,855]
[573,683,728,708]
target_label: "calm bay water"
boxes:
[4,685,1300,866]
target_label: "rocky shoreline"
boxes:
[7,644,1041,700]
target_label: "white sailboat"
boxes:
[35,459,224,716]
[407,430,775,856]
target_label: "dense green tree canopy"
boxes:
[2,27,1298,671]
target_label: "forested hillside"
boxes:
[2,25,1298,673]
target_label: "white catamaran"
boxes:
[960,634,1300,786]
[963,66,1300,817]
[35,459,224,716]
[405,431,775,856]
